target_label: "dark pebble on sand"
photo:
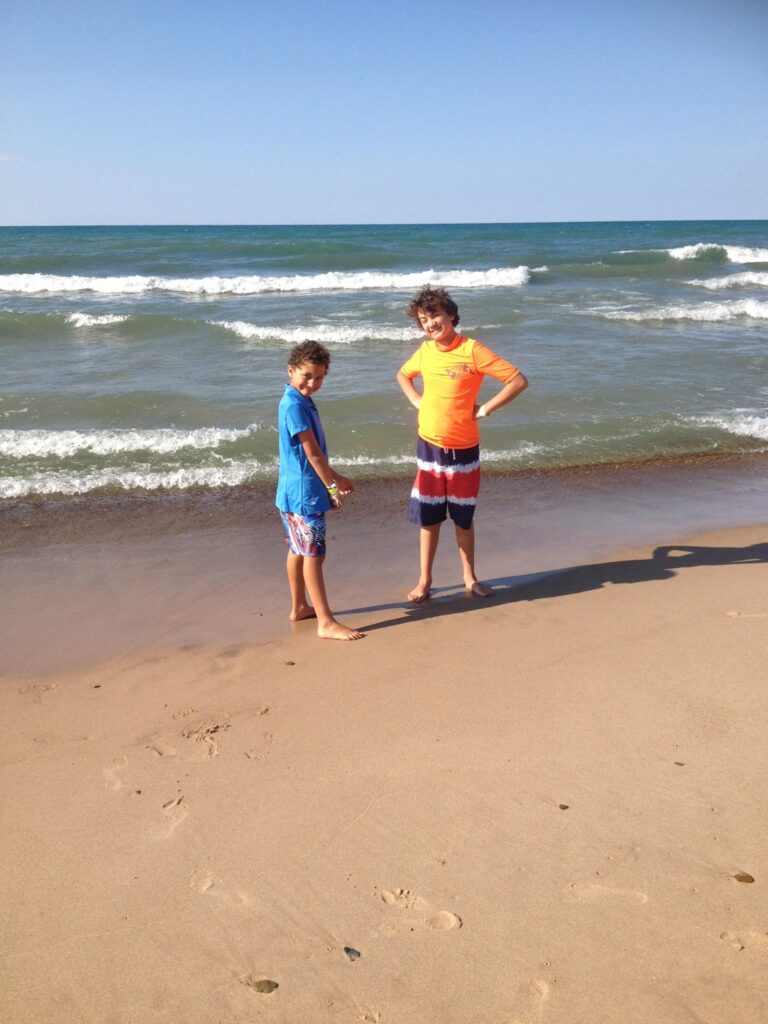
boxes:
[733,872,755,884]
[251,979,279,993]
[344,946,361,961]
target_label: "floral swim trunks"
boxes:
[279,510,327,557]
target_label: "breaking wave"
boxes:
[0,424,265,459]
[686,272,768,290]
[210,321,419,344]
[615,243,768,263]
[65,312,130,327]
[0,266,532,296]
[600,299,768,322]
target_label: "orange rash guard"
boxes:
[399,335,521,449]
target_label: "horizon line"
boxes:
[2,216,767,230]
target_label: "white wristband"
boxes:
[477,405,488,418]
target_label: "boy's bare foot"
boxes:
[317,619,365,641]
[289,603,317,621]
[466,580,493,597]
[407,581,432,603]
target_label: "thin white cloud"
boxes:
[0,153,18,162]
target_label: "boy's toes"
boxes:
[407,583,432,603]
[467,580,493,597]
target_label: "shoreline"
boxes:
[2,452,767,677]
[3,447,768,545]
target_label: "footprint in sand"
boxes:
[726,611,766,619]
[189,869,217,894]
[18,682,57,704]
[563,882,648,904]
[427,910,462,931]
[506,978,550,1024]
[244,731,273,760]
[189,868,252,907]
[103,756,128,790]
[173,707,198,720]
[239,974,278,994]
[721,929,768,953]
[379,887,427,911]
[148,740,178,757]
[161,795,188,836]
[181,718,230,758]
[377,888,462,933]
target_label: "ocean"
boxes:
[1,221,767,501]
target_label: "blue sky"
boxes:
[1,0,766,225]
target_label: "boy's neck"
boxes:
[435,330,460,351]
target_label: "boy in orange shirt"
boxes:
[396,286,528,602]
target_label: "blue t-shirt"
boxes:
[276,384,332,516]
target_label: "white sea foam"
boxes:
[0,424,264,459]
[210,321,419,344]
[615,243,768,263]
[693,412,768,442]
[0,443,550,497]
[0,460,276,498]
[0,266,531,296]
[686,272,768,290]
[601,299,768,322]
[65,312,130,327]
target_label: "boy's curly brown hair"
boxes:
[287,340,331,369]
[407,286,460,327]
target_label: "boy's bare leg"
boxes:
[408,523,441,603]
[302,554,364,640]
[286,551,316,620]
[454,522,492,597]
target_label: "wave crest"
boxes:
[210,321,419,344]
[0,424,264,459]
[692,412,768,442]
[615,243,768,263]
[601,299,768,322]
[0,266,531,296]
[686,272,768,290]
[65,313,130,327]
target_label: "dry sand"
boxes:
[2,515,768,1023]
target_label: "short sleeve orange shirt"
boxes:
[399,335,521,449]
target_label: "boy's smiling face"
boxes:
[417,307,457,347]
[287,359,327,398]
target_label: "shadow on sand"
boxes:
[342,541,768,633]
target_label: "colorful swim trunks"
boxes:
[407,438,480,530]
[279,510,327,557]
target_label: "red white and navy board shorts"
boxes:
[407,438,480,530]
[280,511,327,557]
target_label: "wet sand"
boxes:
[1,457,768,1022]
[2,453,768,675]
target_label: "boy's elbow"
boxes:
[517,373,529,392]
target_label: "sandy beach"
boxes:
[2,462,768,1023]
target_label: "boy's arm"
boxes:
[475,372,528,419]
[396,370,422,410]
[297,429,354,505]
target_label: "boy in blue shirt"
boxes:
[276,340,364,641]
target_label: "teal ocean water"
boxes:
[1,222,767,500]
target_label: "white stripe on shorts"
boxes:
[416,457,481,476]
[410,488,477,506]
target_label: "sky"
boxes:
[1,0,767,225]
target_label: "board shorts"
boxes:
[279,510,326,557]
[407,438,481,530]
